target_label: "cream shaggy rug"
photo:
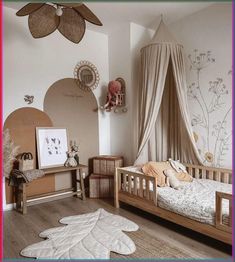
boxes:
[21,208,139,259]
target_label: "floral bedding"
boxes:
[120,167,232,225]
[157,179,232,225]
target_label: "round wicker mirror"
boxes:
[74,61,100,92]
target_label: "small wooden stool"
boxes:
[14,165,87,214]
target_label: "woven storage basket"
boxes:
[93,155,123,175]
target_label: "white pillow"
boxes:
[168,158,187,173]
[164,169,182,190]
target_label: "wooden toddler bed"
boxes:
[114,164,232,245]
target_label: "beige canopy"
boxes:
[135,20,203,165]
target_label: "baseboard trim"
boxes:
[4,203,15,211]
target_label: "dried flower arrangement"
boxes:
[3,129,20,178]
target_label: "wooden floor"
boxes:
[4,196,232,259]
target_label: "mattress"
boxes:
[157,179,232,225]
[120,167,232,226]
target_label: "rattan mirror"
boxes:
[74,61,100,92]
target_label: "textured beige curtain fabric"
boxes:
[170,45,203,163]
[136,44,170,164]
[135,43,203,165]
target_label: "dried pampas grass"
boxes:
[3,129,20,178]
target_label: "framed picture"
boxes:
[36,127,68,169]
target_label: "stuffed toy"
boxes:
[71,143,79,165]
[102,80,122,111]
[168,158,187,173]
[64,150,78,167]
[164,169,182,190]
[64,141,79,167]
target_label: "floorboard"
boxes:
[3,197,231,259]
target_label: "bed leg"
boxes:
[153,177,158,206]
[115,197,120,208]
[114,168,120,208]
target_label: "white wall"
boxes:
[170,3,232,168]
[108,22,154,165]
[3,6,111,209]
[108,22,132,165]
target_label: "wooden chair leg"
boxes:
[72,170,78,197]
[22,183,27,214]
[15,186,21,211]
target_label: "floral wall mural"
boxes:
[187,49,232,168]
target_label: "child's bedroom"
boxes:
[2,0,233,260]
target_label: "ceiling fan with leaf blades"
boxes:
[16,2,103,44]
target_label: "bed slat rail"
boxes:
[114,165,232,244]
[184,164,232,184]
[215,192,232,233]
[114,168,157,208]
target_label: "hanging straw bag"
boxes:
[18,152,34,171]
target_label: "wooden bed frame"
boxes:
[114,164,233,245]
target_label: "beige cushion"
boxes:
[142,161,171,187]
[142,161,193,187]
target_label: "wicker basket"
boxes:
[18,152,34,171]
[93,155,123,175]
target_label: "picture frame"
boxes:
[36,127,68,169]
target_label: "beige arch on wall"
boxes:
[44,78,99,191]
[4,107,55,204]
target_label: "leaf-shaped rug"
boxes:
[21,208,139,259]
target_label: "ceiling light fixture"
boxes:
[55,5,63,17]
[16,3,103,44]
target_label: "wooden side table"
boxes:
[15,165,87,214]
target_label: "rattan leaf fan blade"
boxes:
[16,2,102,44]
[58,8,86,44]
[16,3,45,16]
[59,3,83,8]
[28,5,60,38]
[74,4,103,26]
